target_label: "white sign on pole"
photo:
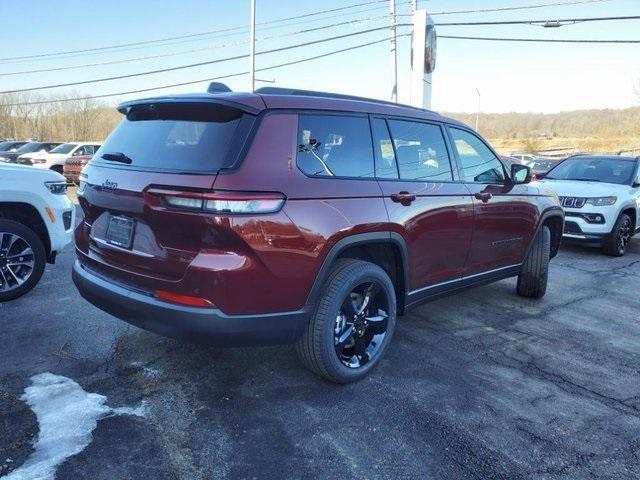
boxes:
[409,10,437,109]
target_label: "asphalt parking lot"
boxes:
[1,200,639,479]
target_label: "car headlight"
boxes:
[44,181,67,195]
[32,158,46,164]
[586,196,617,206]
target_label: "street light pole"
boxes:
[475,88,481,131]
[249,0,256,92]
[389,0,398,102]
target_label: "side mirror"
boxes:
[511,163,532,184]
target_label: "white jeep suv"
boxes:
[0,163,75,300]
[538,155,640,256]
[17,142,101,175]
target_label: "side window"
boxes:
[450,128,505,184]
[371,118,398,179]
[387,120,453,181]
[297,115,374,178]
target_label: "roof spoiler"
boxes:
[207,82,232,94]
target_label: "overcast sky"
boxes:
[1,0,638,113]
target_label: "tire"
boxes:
[296,259,397,384]
[517,225,550,299]
[0,219,46,302]
[602,213,633,257]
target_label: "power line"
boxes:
[427,0,615,16]
[436,15,640,26]
[0,0,391,62]
[0,25,411,94]
[0,16,390,77]
[0,3,411,67]
[439,35,640,43]
[1,34,411,107]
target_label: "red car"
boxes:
[72,86,564,383]
[64,155,91,184]
[63,144,102,183]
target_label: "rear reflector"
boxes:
[146,188,285,214]
[155,290,214,308]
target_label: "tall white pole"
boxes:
[389,0,398,102]
[475,88,481,131]
[249,0,256,92]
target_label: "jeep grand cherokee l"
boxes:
[72,86,564,383]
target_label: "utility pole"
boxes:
[249,0,256,92]
[389,0,398,102]
[475,88,481,131]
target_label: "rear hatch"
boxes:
[76,100,256,283]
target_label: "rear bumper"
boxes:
[72,260,307,346]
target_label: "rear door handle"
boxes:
[474,192,492,203]
[390,191,416,206]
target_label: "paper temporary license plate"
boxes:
[105,215,135,249]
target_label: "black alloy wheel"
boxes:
[615,215,632,255]
[334,281,390,368]
[296,259,397,384]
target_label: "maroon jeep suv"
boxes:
[72,86,564,383]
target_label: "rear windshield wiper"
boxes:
[101,152,133,164]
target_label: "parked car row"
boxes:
[0,140,101,178]
[509,152,563,175]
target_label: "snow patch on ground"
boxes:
[2,372,145,480]
[130,361,162,380]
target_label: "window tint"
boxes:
[386,120,453,181]
[95,103,249,172]
[371,118,398,179]
[450,128,505,184]
[297,115,374,178]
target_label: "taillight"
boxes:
[145,188,286,214]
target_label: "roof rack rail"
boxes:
[254,86,427,111]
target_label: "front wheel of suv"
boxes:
[296,259,397,384]
[602,213,633,257]
[0,219,46,302]
[517,225,550,299]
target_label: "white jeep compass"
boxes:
[538,155,640,256]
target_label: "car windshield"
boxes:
[15,142,45,153]
[0,141,21,152]
[50,143,77,154]
[545,157,636,185]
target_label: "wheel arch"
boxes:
[542,211,564,258]
[526,207,563,260]
[621,207,636,232]
[0,202,51,258]
[305,232,409,315]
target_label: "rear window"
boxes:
[94,102,251,172]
